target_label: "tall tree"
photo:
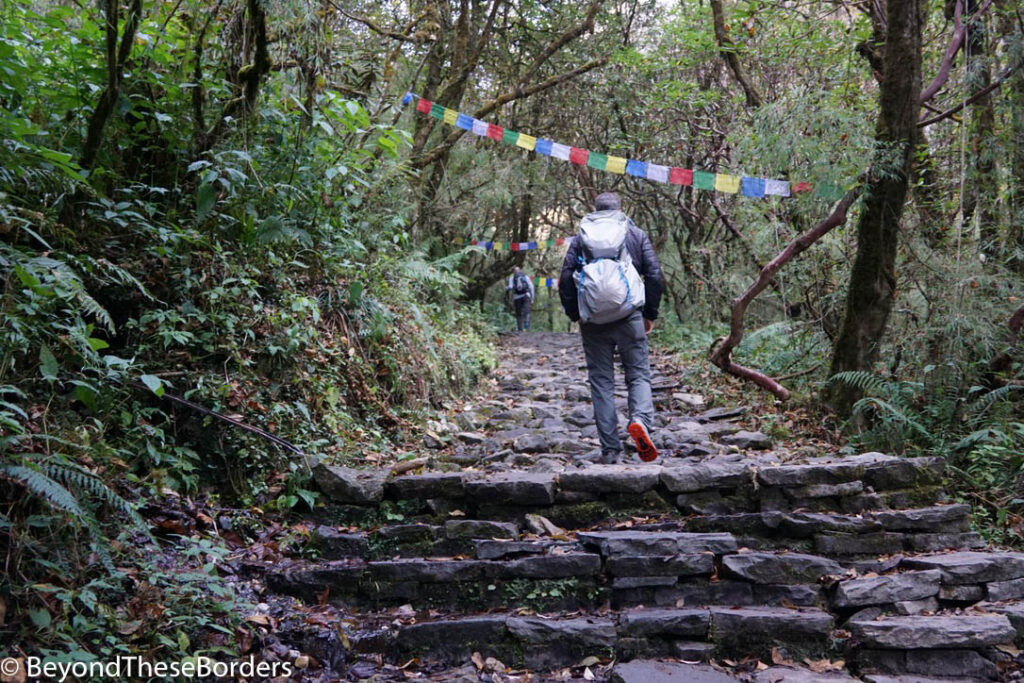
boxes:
[828,0,924,417]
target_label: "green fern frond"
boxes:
[42,459,144,527]
[827,370,889,395]
[0,464,85,518]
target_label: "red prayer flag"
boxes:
[669,168,693,185]
[487,124,504,141]
[569,147,589,165]
[792,182,812,193]
[416,98,432,114]
[510,243,520,251]
[555,237,566,246]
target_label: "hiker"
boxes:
[558,192,663,464]
[505,266,535,332]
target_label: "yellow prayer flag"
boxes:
[515,134,537,151]
[493,242,505,251]
[715,173,741,193]
[606,156,627,174]
[443,108,458,125]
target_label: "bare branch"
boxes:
[919,62,1021,126]
[919,0,994,103]
[709,0,763,107]
[328,1,431,43]
[709,187,864,400]
[412,58,608,169]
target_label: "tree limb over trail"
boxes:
[709,186,863,400]
[412,57,608,169]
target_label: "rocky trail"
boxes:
[250,333,1024,682]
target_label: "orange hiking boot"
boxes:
[628,421,658,462]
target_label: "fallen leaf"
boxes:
[583,667,595,680]
[471,652,484,670]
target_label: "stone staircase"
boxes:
[261,334,1024,681]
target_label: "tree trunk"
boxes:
[963,8,998,255]
[828,0,924,417]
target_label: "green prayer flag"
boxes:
[429,103,445,120]
[502,129,519,145]
[587,152,608,170]
[815,182,844,201]
[693,170,715,190]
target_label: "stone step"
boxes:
[312,514,984,569]
[348,605,835,669]
[313,453,948,521]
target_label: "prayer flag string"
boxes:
[403,93,845,201]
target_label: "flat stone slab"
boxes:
[313,526,368,558]
[559,465,663,493]
[901,552,1024,585]
[849,615,1015,648]
[661,461,754,493]
[868,505,970,532]
[617,608,710,637]
[779,512,882,537]
[387,471,465,499]
[368,559,488,583]
[463,472,556,505]
[833,570,941,608]
[443,519,518,540]
[757,454,894,487]
[987,577,1024,601]
[484,553,602,579]
[611,661,736,683]
[710,606,833,642]
[755,667,859,682]
[314,464,388,504]
[607,553,714,577]
[719,430,773,450]
[396,616,507,656]
[508,616,616,668]
[474,539,554,560]
[856,648,997,680]
[577,531,738,556]
[814,532,905,556]
[722,552,844,584]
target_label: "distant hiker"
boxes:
[558,192,664,464]
[506,266,535,332]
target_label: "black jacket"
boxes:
[559,218,663,323]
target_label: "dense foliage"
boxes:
[0,0,494,662]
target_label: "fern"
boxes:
[827,370,890,395]
[0,463,86,518]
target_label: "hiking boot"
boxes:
[600,451,623,465]
[628,421,658,462]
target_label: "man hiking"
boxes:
[558,192,664,464]
[506,266,535,332]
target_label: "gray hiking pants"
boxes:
[580,310,654,454]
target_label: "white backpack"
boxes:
[573,210,645,324]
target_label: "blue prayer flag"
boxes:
[626,160,648,177]
[527,241,538,250]
[535,139,554,156]
[401,92,413,105]
[455,113,474,130]
[741,177,766,198]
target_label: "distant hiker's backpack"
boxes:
[574,210,645,325]
[513,272,529,295]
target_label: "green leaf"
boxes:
[73,383,97,411]
[39,344,58,381]
[87,337,110,351]
[196,182,216,221]
[140,374,164,397]
[349,281,363,307]
[28,608,52,628]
